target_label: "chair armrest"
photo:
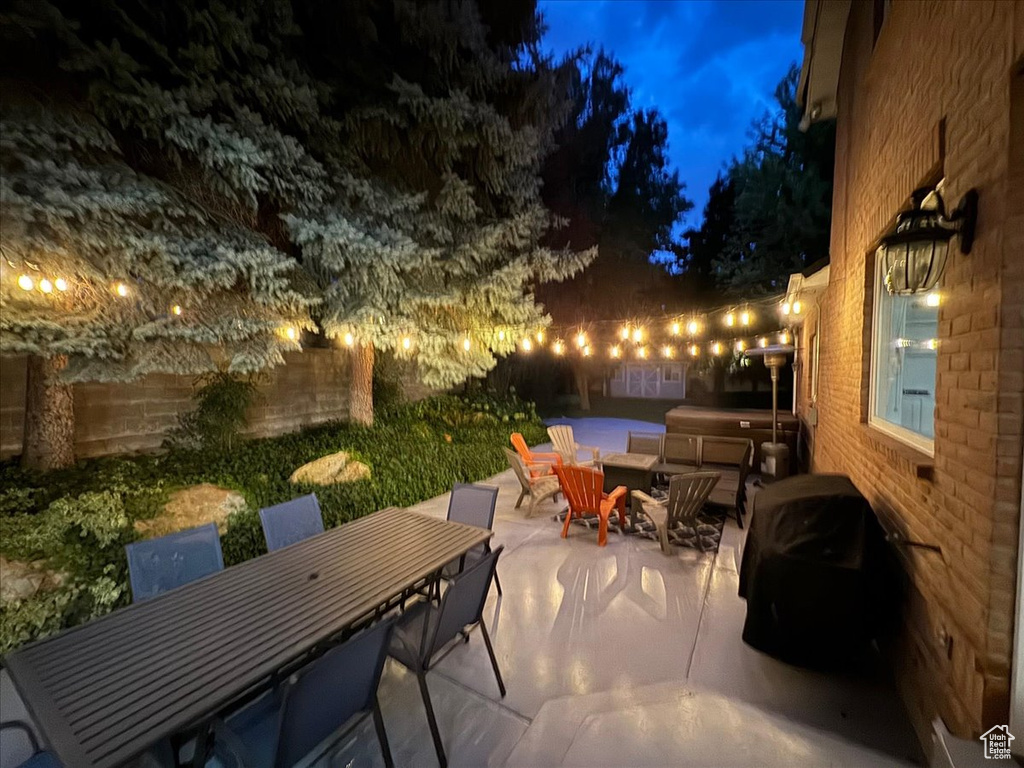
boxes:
[576,443,601,461]
[528,470,558,485]
[529,450,563,464]
[630,490,661,509]
[605,485,628,504]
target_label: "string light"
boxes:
[671,322,680,336]
[498,330,506,341]
[662,345,674,358]
[689,344,700,357]
[582,345,592,357]
[637,346,648,359]
[54,278,68,292]
[171,304,182,316]
[611,345,621,358]
[115,282,129,297]
[735,340,746,352]
[926,292,941,307]
[632,328,643,343]
[620,326,630,340]
[343,332,354,347]
[740,310,751,326]
[712,341,723,356]
[38,279,53,294]
[758,337,768,348]
[779,331,790,345]
[781,301,791,315]
[402,336,411,350]
[17,275,33,291]
[553,340,565,355]
[725,312,735,327]
[576,332,587,348]
[536,330,545,344]
[522,337,533,352]
[792,301,802,315]
[687,319,700,335]
[462,337,472,351]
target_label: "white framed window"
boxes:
[868,250,939,455]
[662,364,682,383]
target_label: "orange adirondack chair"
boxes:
[554,465,627,547]
[510,433,562,478]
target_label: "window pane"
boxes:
[872,274,938,441]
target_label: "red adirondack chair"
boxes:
[510,433,562,478]
[554,465,627,547]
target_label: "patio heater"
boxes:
[745,344,795,482]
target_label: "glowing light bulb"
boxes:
[671,322,680,336]
[632,328,643,343]
[536,330,544,344]
[610,345,621,359]
[402,336,411,350]
[498,330,506,341]
[926,292,940,307]
[38,279,53,294]
[462,337,471,351]
[171,304,182,316]
[344,332,354,347]
[522,338,533,352]
[926,338,938,350]
[793,301,802,315]
[17,275,33,291]
[115,282,129,297]
[712,342,722,356]
[781,301,791,315]
[758,337,768,348]
[637,346,647,359]
[576,332,586,348]
[620,326,630,340]
[285,326,297,340]
[582,345,591,357]
[725,313,735,327]
[662,345,673,358]
[54,278,68,291]
[553,340,564,355]
[740,311,751,326]
[689,344,700,357]
[779,331,790,345]
[687,320,699,335]
[736,340,746,352]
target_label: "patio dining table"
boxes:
[3,506,491,768]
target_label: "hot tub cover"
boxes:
[738,474,893,667]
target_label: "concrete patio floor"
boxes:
[324,418,923,767]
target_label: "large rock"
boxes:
[289,451,371,485]
[135,484,246,538]
[0,556,64,604]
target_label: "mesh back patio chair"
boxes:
[125,523,224,603]
[504,448,560,518]
[388,547,505,768]
[701,437,754,528]
[546,424,601,467]
[632,471,721,554]
[259,493,325,552]
[0,721,60,768]
[441,483,501,596]
[553,465,627,547]
[510,433,562,478]
[212,617,397,768]
[626,431,664,459]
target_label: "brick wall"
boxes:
[1,349,354,459]
[810,0,1023,744]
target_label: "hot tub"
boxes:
[664,406,799,470]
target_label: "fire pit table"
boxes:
[601,452,658,529]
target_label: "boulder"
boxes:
[289,451,371,485]
[0,556,65,604]
[135,484,246,538]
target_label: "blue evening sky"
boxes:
[538,0,805,232]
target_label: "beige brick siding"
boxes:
[803,0,1023,743]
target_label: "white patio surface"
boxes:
[324,417,923,767]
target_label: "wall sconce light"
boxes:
[879,186,978,295]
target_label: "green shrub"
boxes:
[169,372,258,451]
[0,392,547,651]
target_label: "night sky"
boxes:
[539,0,805,231]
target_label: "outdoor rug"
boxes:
[553,484,728,553]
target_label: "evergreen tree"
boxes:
[677,174,737,301]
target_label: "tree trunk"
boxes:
[349,342,374,426]
[22,354,75,470]
[572,363,591,411]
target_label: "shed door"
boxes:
[626,365,660,398]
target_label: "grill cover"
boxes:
[738,474,893,668]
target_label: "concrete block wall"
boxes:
[813,0,1023,743]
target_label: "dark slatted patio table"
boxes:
[3,506,491,768]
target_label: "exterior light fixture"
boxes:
[343,332,354,347]
[779,331,790,345]
[462,337,472,351]
[925,338,938,350]
[879,186,978,295]
[576,332,587,348]
[781,301,791,316]
[689,344,700,357]
[758,337,768,348]
[632,328,643,343]
[536,330,544,344]
[498,330,506,341]
[17,275,33,291]
[712,342,722,356]
[662,345,674,358]
[792,301,802,315]
[522,337,533,352]
[735,340,746,352]
[285,327,297,340]
[637,346,648,359]
[671,322,680,336]
[553,340,565,355]
[725,312,735,327]
[925,292,941,307]
[620,326,630,340]
[402,336,411,350]
[582,345,591,357]
[54,278,68,291]
[687,320,700,335]
[740,310,751,326]
[610,345,621,358]
[38,279,53,294]
[115,282,129,297]
[171,304,183,316]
